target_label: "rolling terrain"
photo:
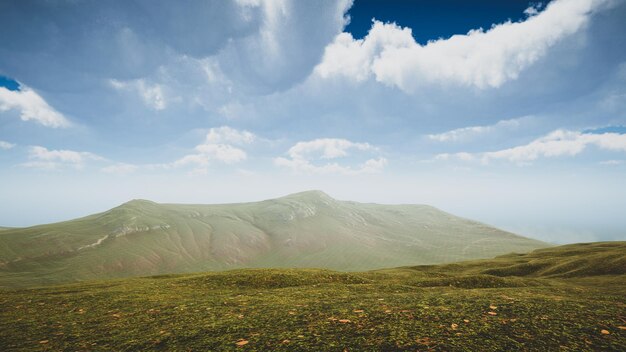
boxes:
[0,242,624,351]
[0,191,547,287]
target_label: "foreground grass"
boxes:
[0,243,625,351]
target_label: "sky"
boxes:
[1,0,625,244]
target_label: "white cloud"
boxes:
[110,79,167,110]
[29,146,102,163]
[0,87,70,127]
[314,23,414,83]
[484,130,626,162]
[205,126,256,145]
[360,157,388,173]
[177,144,248,166]
[93,127,255,175]
[23,146,103,169]
[287,138,375,159]
[427,117,526,142]
[437,129,626,164]
[170,154,212,168]
[274,156,387,175]
[275,138,386,174]
[0,141,15,150]
[167,126,255,173]
[315,0,607,91]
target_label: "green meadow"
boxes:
[1,242,624,351]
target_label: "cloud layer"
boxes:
[427,117,529,142]
[437,129,626,164]
[23,146,102,170]
[0,0,625,242]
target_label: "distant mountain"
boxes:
[0,191,548,287]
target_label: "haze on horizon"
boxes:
[1,0,625,244]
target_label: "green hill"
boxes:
[0,242,624,351]
[0,191,548,287]
[398,241,626,279]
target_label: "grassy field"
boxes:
[0,242,624,351]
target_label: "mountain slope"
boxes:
[0,191,548,287]
[385,241,626,282]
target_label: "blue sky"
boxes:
[346,0,533,41]
[1,0,625,244]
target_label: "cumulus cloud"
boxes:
[360,157,389,173]
[275,138,386,174]
[0,87,70,127]
[23,146,103,170]
[437,129,626,164]
[175,144,248,166]
[1,0,351,101]
[0,140,15,150]
[95,127,256,175]
[427,117,528,142]
[314,22,414,83]
[315,0,608,91]
[166,126,255,174]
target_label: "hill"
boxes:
[396,241,626,280]
[0,191,548,287]
[0,242,624,351]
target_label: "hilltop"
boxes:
[0,242,624,351]
[0,191,548,287]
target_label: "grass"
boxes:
[0,242,624,351]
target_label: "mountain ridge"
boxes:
[0,191,549,287]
